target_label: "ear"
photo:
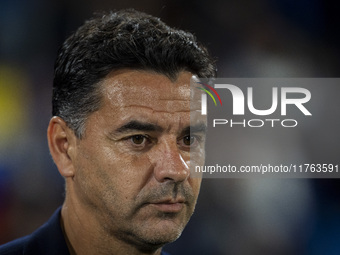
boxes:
[47,116,77,178]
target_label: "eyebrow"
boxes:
[115,120,164,134]
[181,123,207,136]
[114,120,207,136]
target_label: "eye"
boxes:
[131,135,146,145]
[178,135,203,150]
[183,135,195,146]
[123,134,153,151]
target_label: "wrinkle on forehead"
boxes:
[100,70,192,113]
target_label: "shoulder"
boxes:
[0,235,30,254]
[0,207,69,255]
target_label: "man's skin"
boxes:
[47,69,206,255]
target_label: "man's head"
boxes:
[48,9,215,254]
[53,9,215,138]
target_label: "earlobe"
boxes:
[47,116,76,177]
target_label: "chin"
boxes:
[119,208,192,251]
[133,219,186,250]
[145,220,186,245]
[136,230,183,252]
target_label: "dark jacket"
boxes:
[0,208,69,255]
[0,207,171,255]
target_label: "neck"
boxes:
[60,195,163,255]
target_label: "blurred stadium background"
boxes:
[1,0,340,254]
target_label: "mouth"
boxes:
[148,198,186,213]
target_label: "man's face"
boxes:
[70,70,205,248]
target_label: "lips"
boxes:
[148,198,186,213]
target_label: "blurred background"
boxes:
[0,0,340,254]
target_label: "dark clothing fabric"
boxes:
[0,207,171,255]
[0,208,69,255]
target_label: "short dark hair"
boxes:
[53,9,216,138]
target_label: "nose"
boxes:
[151,138,190,183]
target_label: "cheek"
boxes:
[76,145,153,205]
[118,154,154,196]
[73,157,112,208]
[190,178,202,198]
[71,145,119,208]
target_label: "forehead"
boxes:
[100,69,192,113]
